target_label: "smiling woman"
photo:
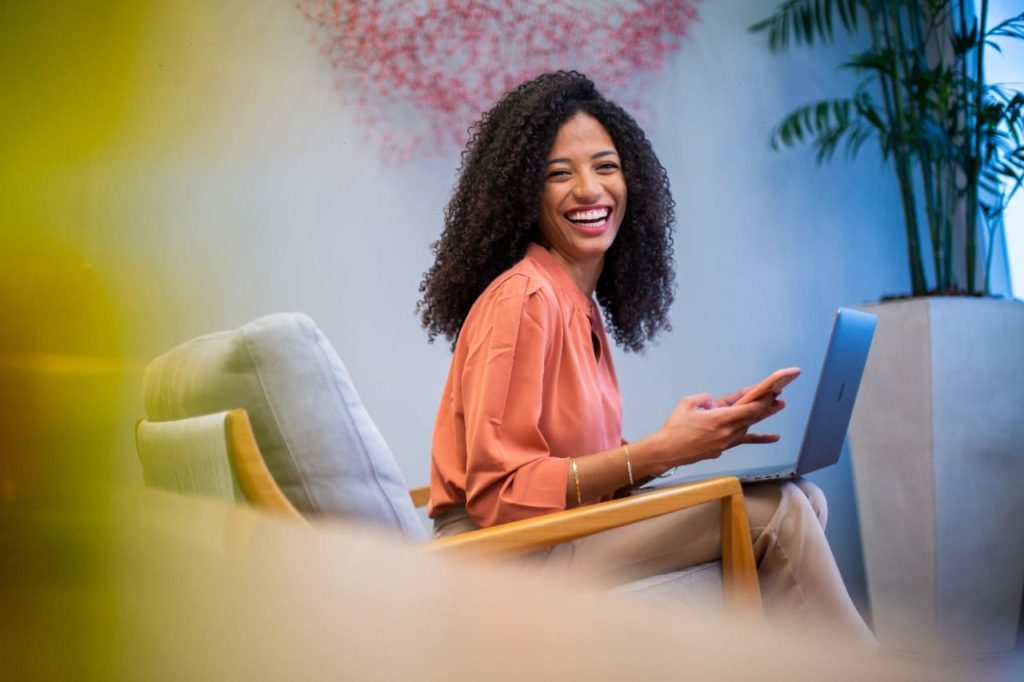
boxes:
[417,71,875,644]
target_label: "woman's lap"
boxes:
[432,479,826,576]
[433,479,872,641]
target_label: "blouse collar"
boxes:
[525,242,600,323]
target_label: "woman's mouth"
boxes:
[564,206,612,234]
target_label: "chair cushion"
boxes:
[136,412,244,503]
[611,562,723,607]
[143,313,427,542]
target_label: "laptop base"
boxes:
[658,463,798,487]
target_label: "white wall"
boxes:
[67,1,913,612]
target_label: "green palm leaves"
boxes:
[753,0,1024,296]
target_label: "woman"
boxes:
[418,71,872,642]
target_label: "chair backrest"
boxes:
[141,313,427,542]
[136,408,303,521]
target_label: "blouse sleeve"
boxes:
[460,274,569,527]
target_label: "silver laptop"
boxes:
[670,307,877,484]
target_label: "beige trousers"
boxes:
[434,479,874,644]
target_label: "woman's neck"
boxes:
[537,242,602,298]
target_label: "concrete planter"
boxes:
[849,297,1024,656]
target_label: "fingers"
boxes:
[719,396,776,424]
[715,386,750,407]
[738,433,781,445]
[680,392,714,410]
[685,391,782,415]
[764,398,786,418]
[666,392,783,464]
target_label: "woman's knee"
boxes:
[769,481,831,557]
[792,478,828,529]
[744,480,825,540]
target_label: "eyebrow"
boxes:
[546,150,618,166]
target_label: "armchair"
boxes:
[136,313,762,614]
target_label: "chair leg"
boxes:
[721,491,763,618]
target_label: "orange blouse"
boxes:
[428,243,624,527]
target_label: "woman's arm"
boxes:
[568,392,783,506]
[451,271,784,518]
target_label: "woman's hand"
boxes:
[567,390,785,506]
[647,391,784,472]
[710,385,751,408]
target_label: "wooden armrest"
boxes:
[224,409,304,522]
[424,476,739,556]
[409,485,431,508]
[422,476,761,615]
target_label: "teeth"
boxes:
[566,208,610,222]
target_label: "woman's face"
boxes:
[537,112,627,278]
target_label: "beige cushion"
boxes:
[136,411,244,503]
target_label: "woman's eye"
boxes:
[597,162,619,172]
[547,169,570,179]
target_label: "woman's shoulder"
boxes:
[463,252,562,331]
[484,253,557,301]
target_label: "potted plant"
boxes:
[751,0,1024,656]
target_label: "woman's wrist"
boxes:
[567,430,695,506]
[629,432,676,479]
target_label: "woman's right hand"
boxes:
[647,392,783,472]
[568,391,785,505]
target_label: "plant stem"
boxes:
[929,161,944,287]
[966,0,989,293]
[983,212,997,295]
[912,2,944,288]
[945,155,956,289]
[879,1,928,294]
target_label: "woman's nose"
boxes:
[572,172,602,202]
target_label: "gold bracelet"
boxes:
[570,458,582,506]
[624,444,634,486]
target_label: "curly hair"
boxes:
[417,71,676,353]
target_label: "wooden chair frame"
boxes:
[222,409,305,522]
[418,477,761,614]
[142,408,762,615]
